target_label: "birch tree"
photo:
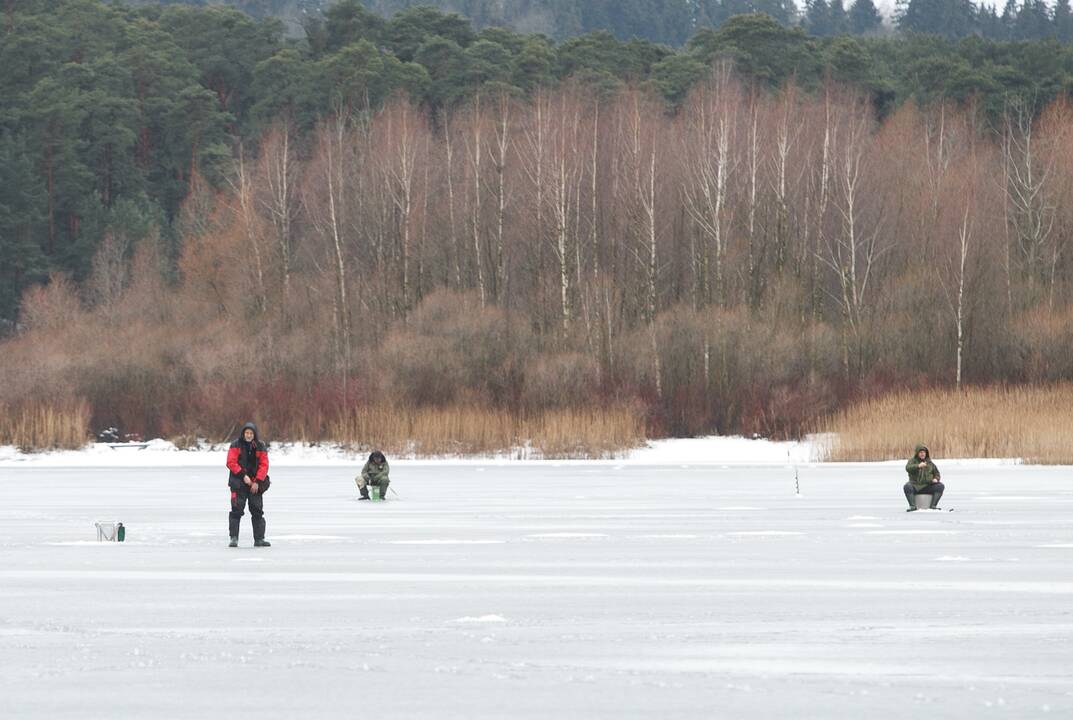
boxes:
[815,92,885,377]
[1003,99,1057,302]
[302,115,354,392]
[681,65,740,308]
[256,119,299,322]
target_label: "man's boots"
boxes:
[904,484,916,511]
[255,539,271,547]
[229,537,238,547]
[359,486,370,500]
[929,485,944,509]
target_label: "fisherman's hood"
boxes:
[239,422,259,442]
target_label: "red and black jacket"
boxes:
[226,423,269,482]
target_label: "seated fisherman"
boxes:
[356,450,390,501]
[904,443,944,511]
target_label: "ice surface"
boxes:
[1,458,1072,718]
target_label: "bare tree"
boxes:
[618,89,666,397]
[88,229,131,318]
[256,119,300,322]
[548,89,585,331]
[681,64,740,308]
[1003,98,1057,303]
[463,96,488,306]
[230,144,269,315]
[489,92,513,303]
[518,90,551,328]
[302,115,355,392]
[769,84,803,276]
[815,91,885,377]
[376,99,427,316]
[442,110,463,289]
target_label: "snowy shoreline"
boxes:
[0,435,1026,468]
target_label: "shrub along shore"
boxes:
[816,384,1073,464]
[6,385,1073,463]
[0,400,646,459]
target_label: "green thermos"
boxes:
[117,523,125,542]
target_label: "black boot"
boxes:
[906,507,918,512]
[229,536,239,547]
[929,482,945,509]
[903,482,916,511]
[255,539,271,547]
[252,514,266,542]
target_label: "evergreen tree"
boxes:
[756,0,800,25]
[690,14,815,85]
[1015,0,1053,39]
[976,3,1003,38]
[512,36,555,92]
[0,133,47,324]
[1055,0,1073,42]
[464,39,515,90]
[250,48,314,128]
[999,0,1018,40]
[848,0,883,34]
[699,0,797,28]
[414,36,469,107]
[898,0,976,40]
[829,0,849,34]
[804,0,833,35]
[650,53,707,105]
[386,6,477,63]
[322,0,386,53]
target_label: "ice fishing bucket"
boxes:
[95,521,122,541]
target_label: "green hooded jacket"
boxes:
[905,443,940,491]
[360,457,390,486]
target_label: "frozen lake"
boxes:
[1,461,1072,718]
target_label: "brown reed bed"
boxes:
[815,384,1073,464]
[0,398,91,451]
[328,404,647,459]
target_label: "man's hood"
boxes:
[239,422,259,442]
[914,443,930,459]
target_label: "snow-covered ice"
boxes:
[1,446,1072,717]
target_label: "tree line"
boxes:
[6,0,1073,441]
[8,0,1073,329]
[7,69,1073,438]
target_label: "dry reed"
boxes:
[0,398,91,451]
[328,404,647,458]
[816,384,1073,463]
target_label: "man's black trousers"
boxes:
[229,477,268,540]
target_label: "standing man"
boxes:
[356,450,390,501]
[904,443,943,511]
[227,422,271,546]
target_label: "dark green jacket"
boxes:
[905,443,940,491]
[360,458,390,486]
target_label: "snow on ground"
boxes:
[1,458,1072,718]
[0,434,819,468]
[0,434,1028,468]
